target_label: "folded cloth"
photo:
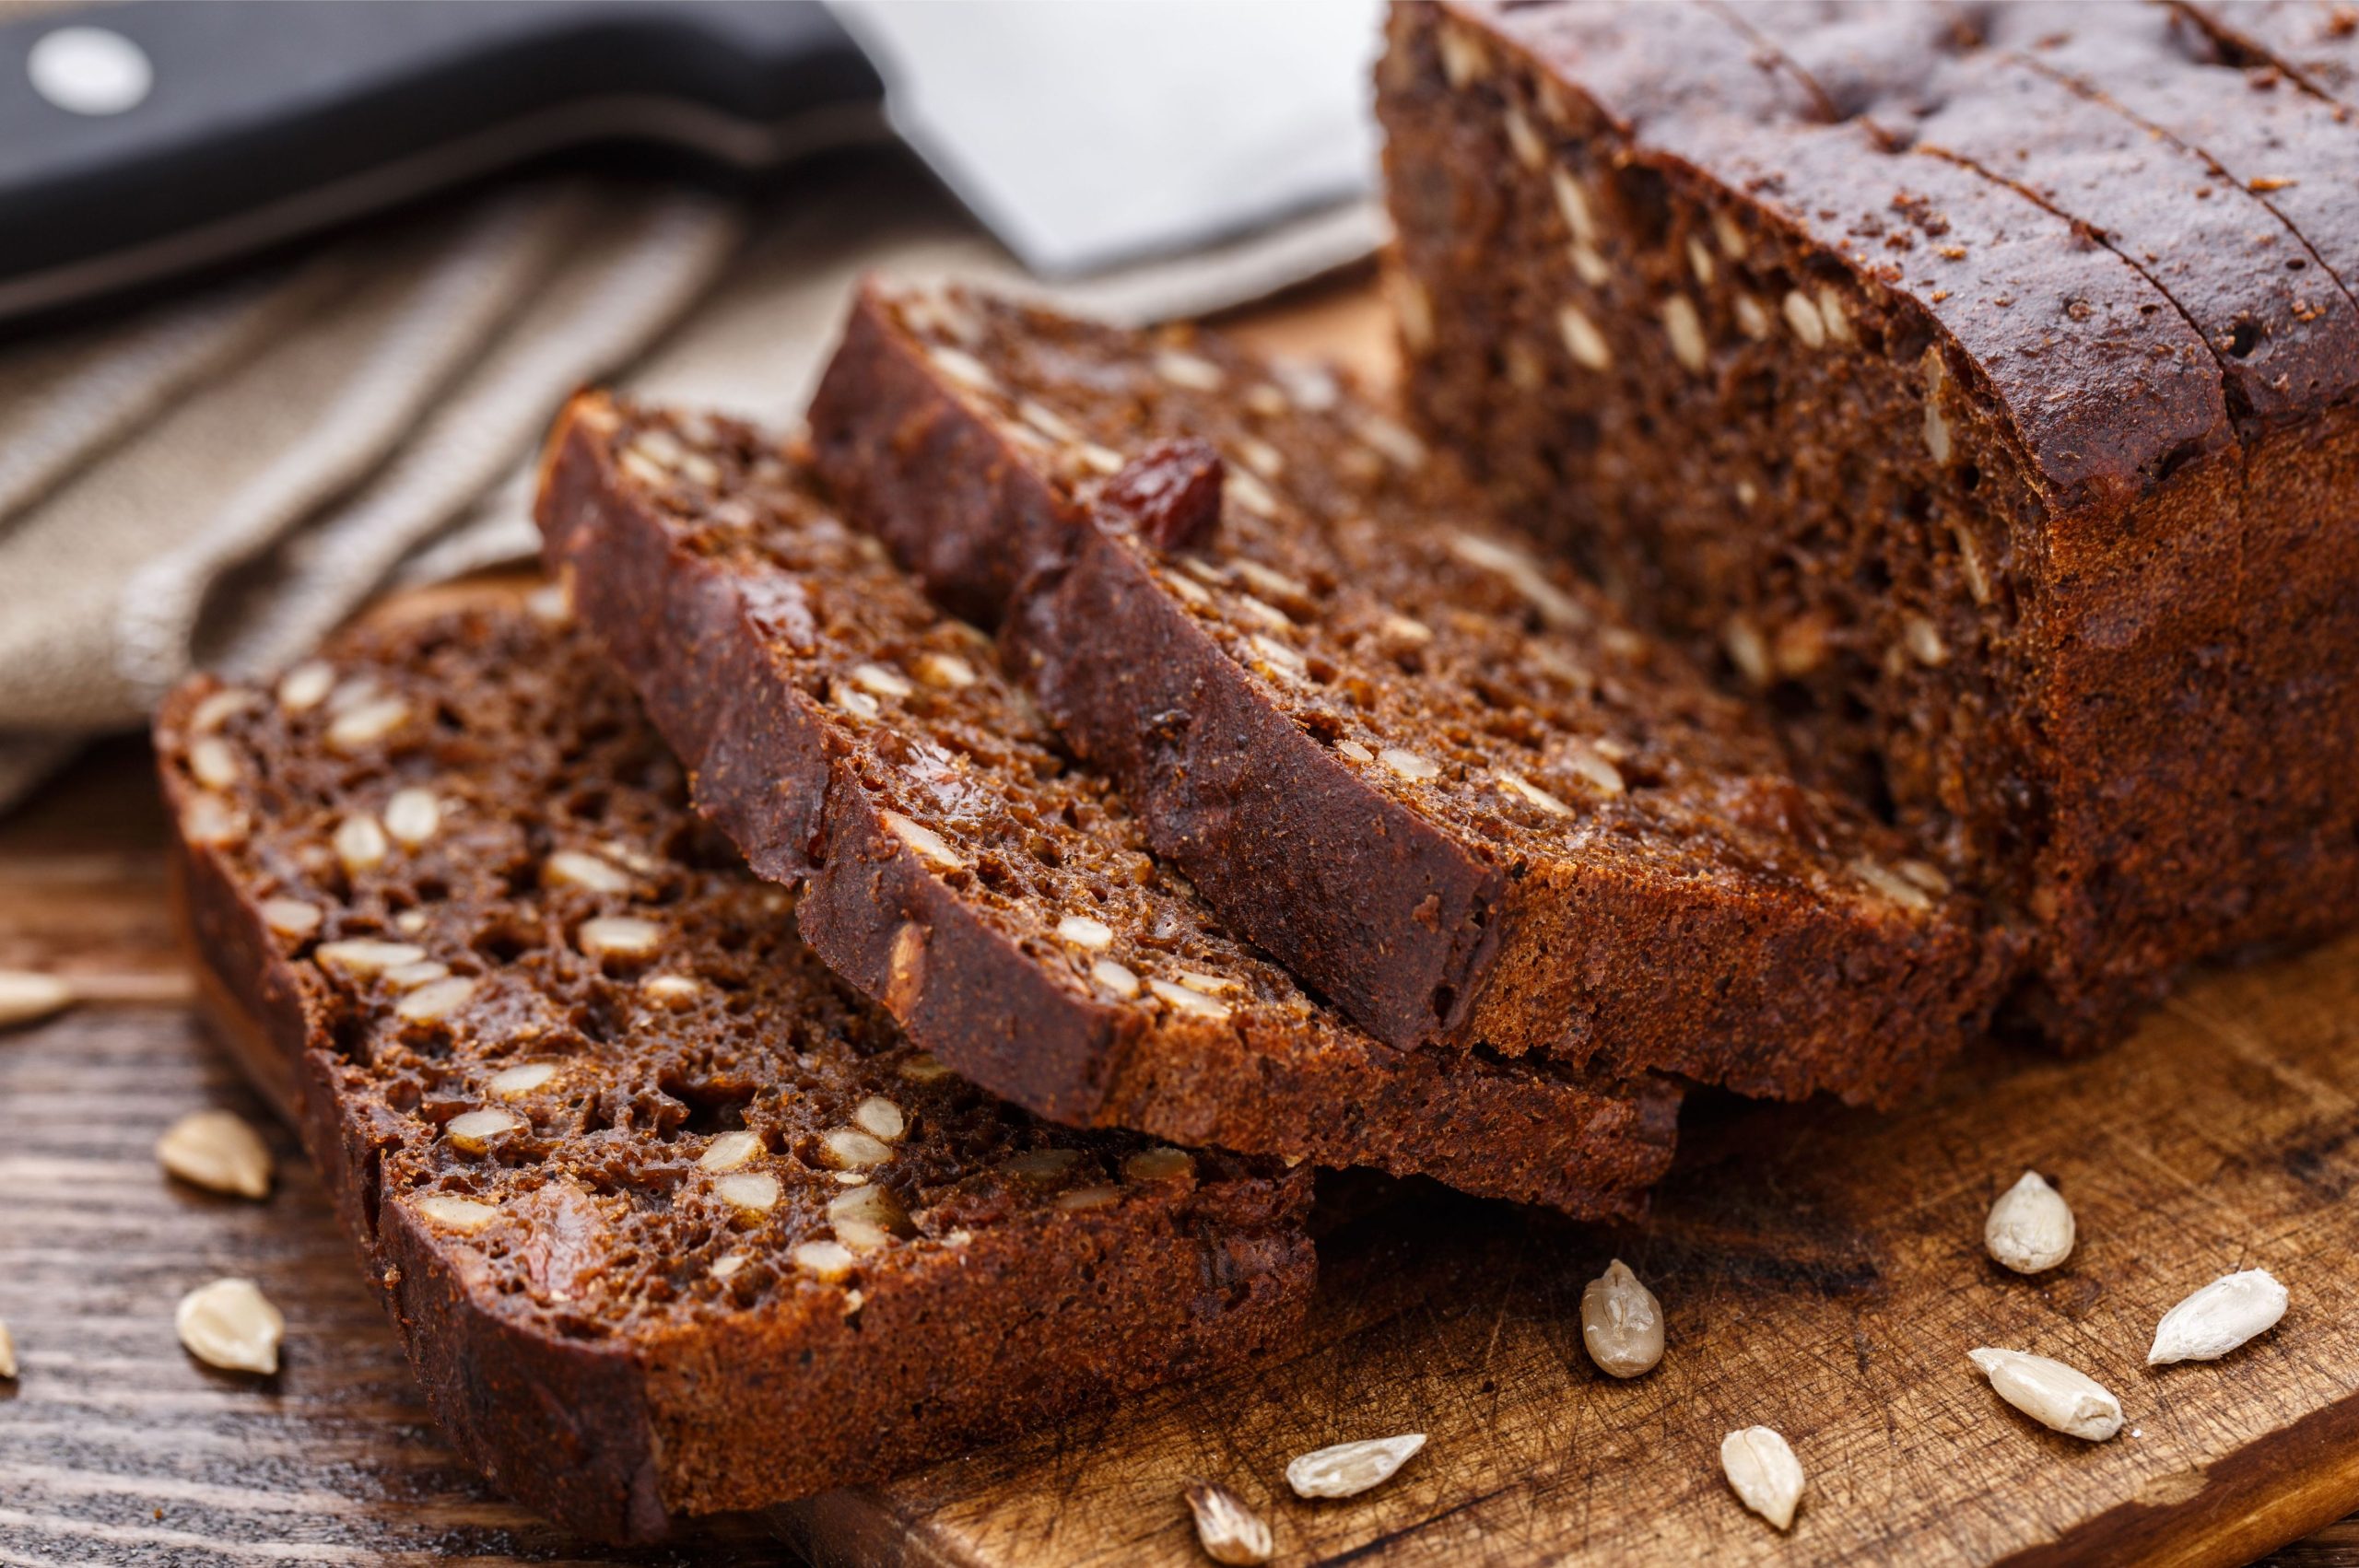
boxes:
[0,143,1372,813]
[0,180,740,802]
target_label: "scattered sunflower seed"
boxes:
[2148,1269,2287,1365]
[1719,1426,1804,1531]
[175,1278,285,1375]
[1580,1258,1664,1377]
[1285,1433,1426,1499]
[1967,1347,2121,1441]
[0,1318,16,1379]
[1183,1479,1273,1564]
[0,969,74,1031]
[156,1109,275,1199]
[1984,1170,2074,1274]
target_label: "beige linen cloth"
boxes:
[0,158,1053,813]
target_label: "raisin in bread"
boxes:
[535,392,1682,1212]
[1377,0,2359,1047]
[805,281,2008,1107]
[156,606,1314,1544]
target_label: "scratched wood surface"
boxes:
[6,282,2359,1567]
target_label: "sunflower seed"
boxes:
[1719,1426,1804,1530]
[1183,1480,1273,1564]
[0,970,74,1031]
[175,1278,284,1375]
[1580,1258,1664,1377]
[1967,1347,2122,1440]
[1985,1170,2074,1273]
[1285,1433,1426,1498]
[0,1319,16,1379]
[156,1109,274,1199]
[2148,1269,2287,1365]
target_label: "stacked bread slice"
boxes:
[159,607,1315,1542]
[806,284,2008,1106]
[160,277,2016,1538]
[536,389,1687,1213]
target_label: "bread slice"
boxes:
[536,392,1681,1213]
[805,282,2009,1107]
[1374,0,2359,1047]
[155,605,1315,1544]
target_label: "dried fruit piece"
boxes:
[1580,1258,1663,1378]
[175,1278,284,1375]
[2148,1270,2288,1365]
[1285,1433,1426,1499]
[1985,1170,2075,1274]
[1184,1480,1273,1564]
[1719,1427,1804,1530]
[0,970,74,1031]
[156,1109,274,1199]
[1967,1347,2122,1441]
[1099,441,1226,553]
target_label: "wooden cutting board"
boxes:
[6,282,2359,1568]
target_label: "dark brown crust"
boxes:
[157,625,1316,1545]
[536,395,1681,1211]
[807,295,1074,627]
[1739,2,2359,425]
[2179,0,2359,107]
[1992,4,2359,310]
[1008,512,1509,1055]
[809,285,2007,1106]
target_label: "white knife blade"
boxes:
[833,0,1385,306]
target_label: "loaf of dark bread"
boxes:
[1376,0,2359,1047]
[155,605,1314,1544]
[2183,0,2359,102]
[535,392,1681,1212]
[806,281,2008,1107]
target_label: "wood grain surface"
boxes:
[6,280,2359,1566]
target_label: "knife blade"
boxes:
[0,0,1381,330]
[835,0,1382,279]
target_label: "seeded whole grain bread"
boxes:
[805,281,2008,1108]
[1376,0,2359,1047]
[155,605,1314,1544]
[535,391,1681,1213]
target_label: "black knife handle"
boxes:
[0,1,885,321]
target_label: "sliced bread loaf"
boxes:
[806,282,2010,1107]
[536,392,1681,1213]
[1375,0,2359,1046]
[157,606,1314,1543]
